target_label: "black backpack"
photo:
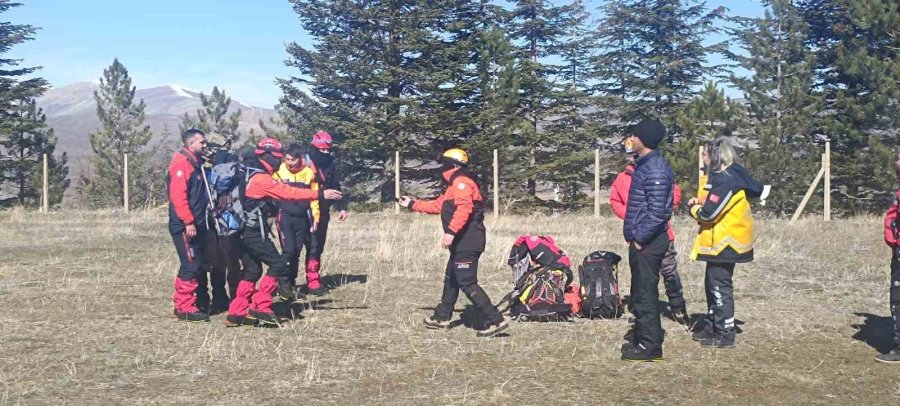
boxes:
[578,251,623,319]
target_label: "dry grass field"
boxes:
[1,208,898,404]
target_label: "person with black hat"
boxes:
[620,119,675,362]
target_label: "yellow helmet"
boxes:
[441,148,469,166]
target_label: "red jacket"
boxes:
[167,148,208,234]
[885,190,900,247]
[411,168,486,252]
[610,164,681,241]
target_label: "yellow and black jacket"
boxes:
[689,163,763,263]
[273,162,321,225]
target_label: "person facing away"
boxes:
[687,137,764,349]
[398,148,509,338]
[621,119,674,362]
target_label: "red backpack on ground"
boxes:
[506,235,578,321]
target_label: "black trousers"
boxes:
[197,226,233,304]
[704,262,737,339]
[891,248,900,348]
[171,227,206,281]
[434,251,503,325]
[238,225,287,282]
[305,212,330,261]
[278,212,310,284]
[628,232,669,351]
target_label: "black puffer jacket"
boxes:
[623,150,674,245]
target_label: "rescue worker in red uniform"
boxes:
[167,129,211,322]
[225,137,342,327]
[399,148,509,338]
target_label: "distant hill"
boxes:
[37,82,280,176]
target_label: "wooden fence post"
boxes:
[42,154,49,213]
[790,154,826,223]
[394,151,400,214]
[123,153,129,213]
[824,141,831,221]
[594,149,600,218]
[493,149,499,219]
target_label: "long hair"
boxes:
[707,137,737,174]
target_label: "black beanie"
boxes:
[630,119,666,150]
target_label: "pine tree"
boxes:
[179,86,242,143]
[81,59,153,209]
[0,98,69,207]
[796,0,899,213]
[593,0,725,136]
[672,81,745,196]
[462,24,522,208]
[508,0,569,200]
[279,0,484,202]
[726,0,820,215]
[541,0,597,208]
[0,1,61,207]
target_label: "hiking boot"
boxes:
[692,322,714,342]
[248,309,281,327]
[701,333,735,349]
[476,319,509,338]
[621,344,663,362]
[875,349,900,364]
[210,298,230,315]
[224,314,257,327]
[196,297,211,315]
[276,278,297,302]
[423,316,451,330]
[307,285,328,296]
[173,309,210,322]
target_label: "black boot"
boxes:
[174,309,210,322]
[621,343,663,362]
[701,332,736,348]
[692,317,714,342]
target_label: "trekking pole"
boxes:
[201,165,222,235]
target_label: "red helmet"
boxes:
[311,130,333,150]
[255,136,284,158]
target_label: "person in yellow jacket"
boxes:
[273,143,323,295]
[687,138,765,349]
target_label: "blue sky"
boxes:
[8,1,764,108]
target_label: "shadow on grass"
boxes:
[851,312,895,354]
[418,305,503,331]
[297,273,368,296]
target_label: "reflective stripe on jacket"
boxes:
[689,164,762,263]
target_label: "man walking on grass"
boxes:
[167,129,211,322]
[621,119,674,362]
